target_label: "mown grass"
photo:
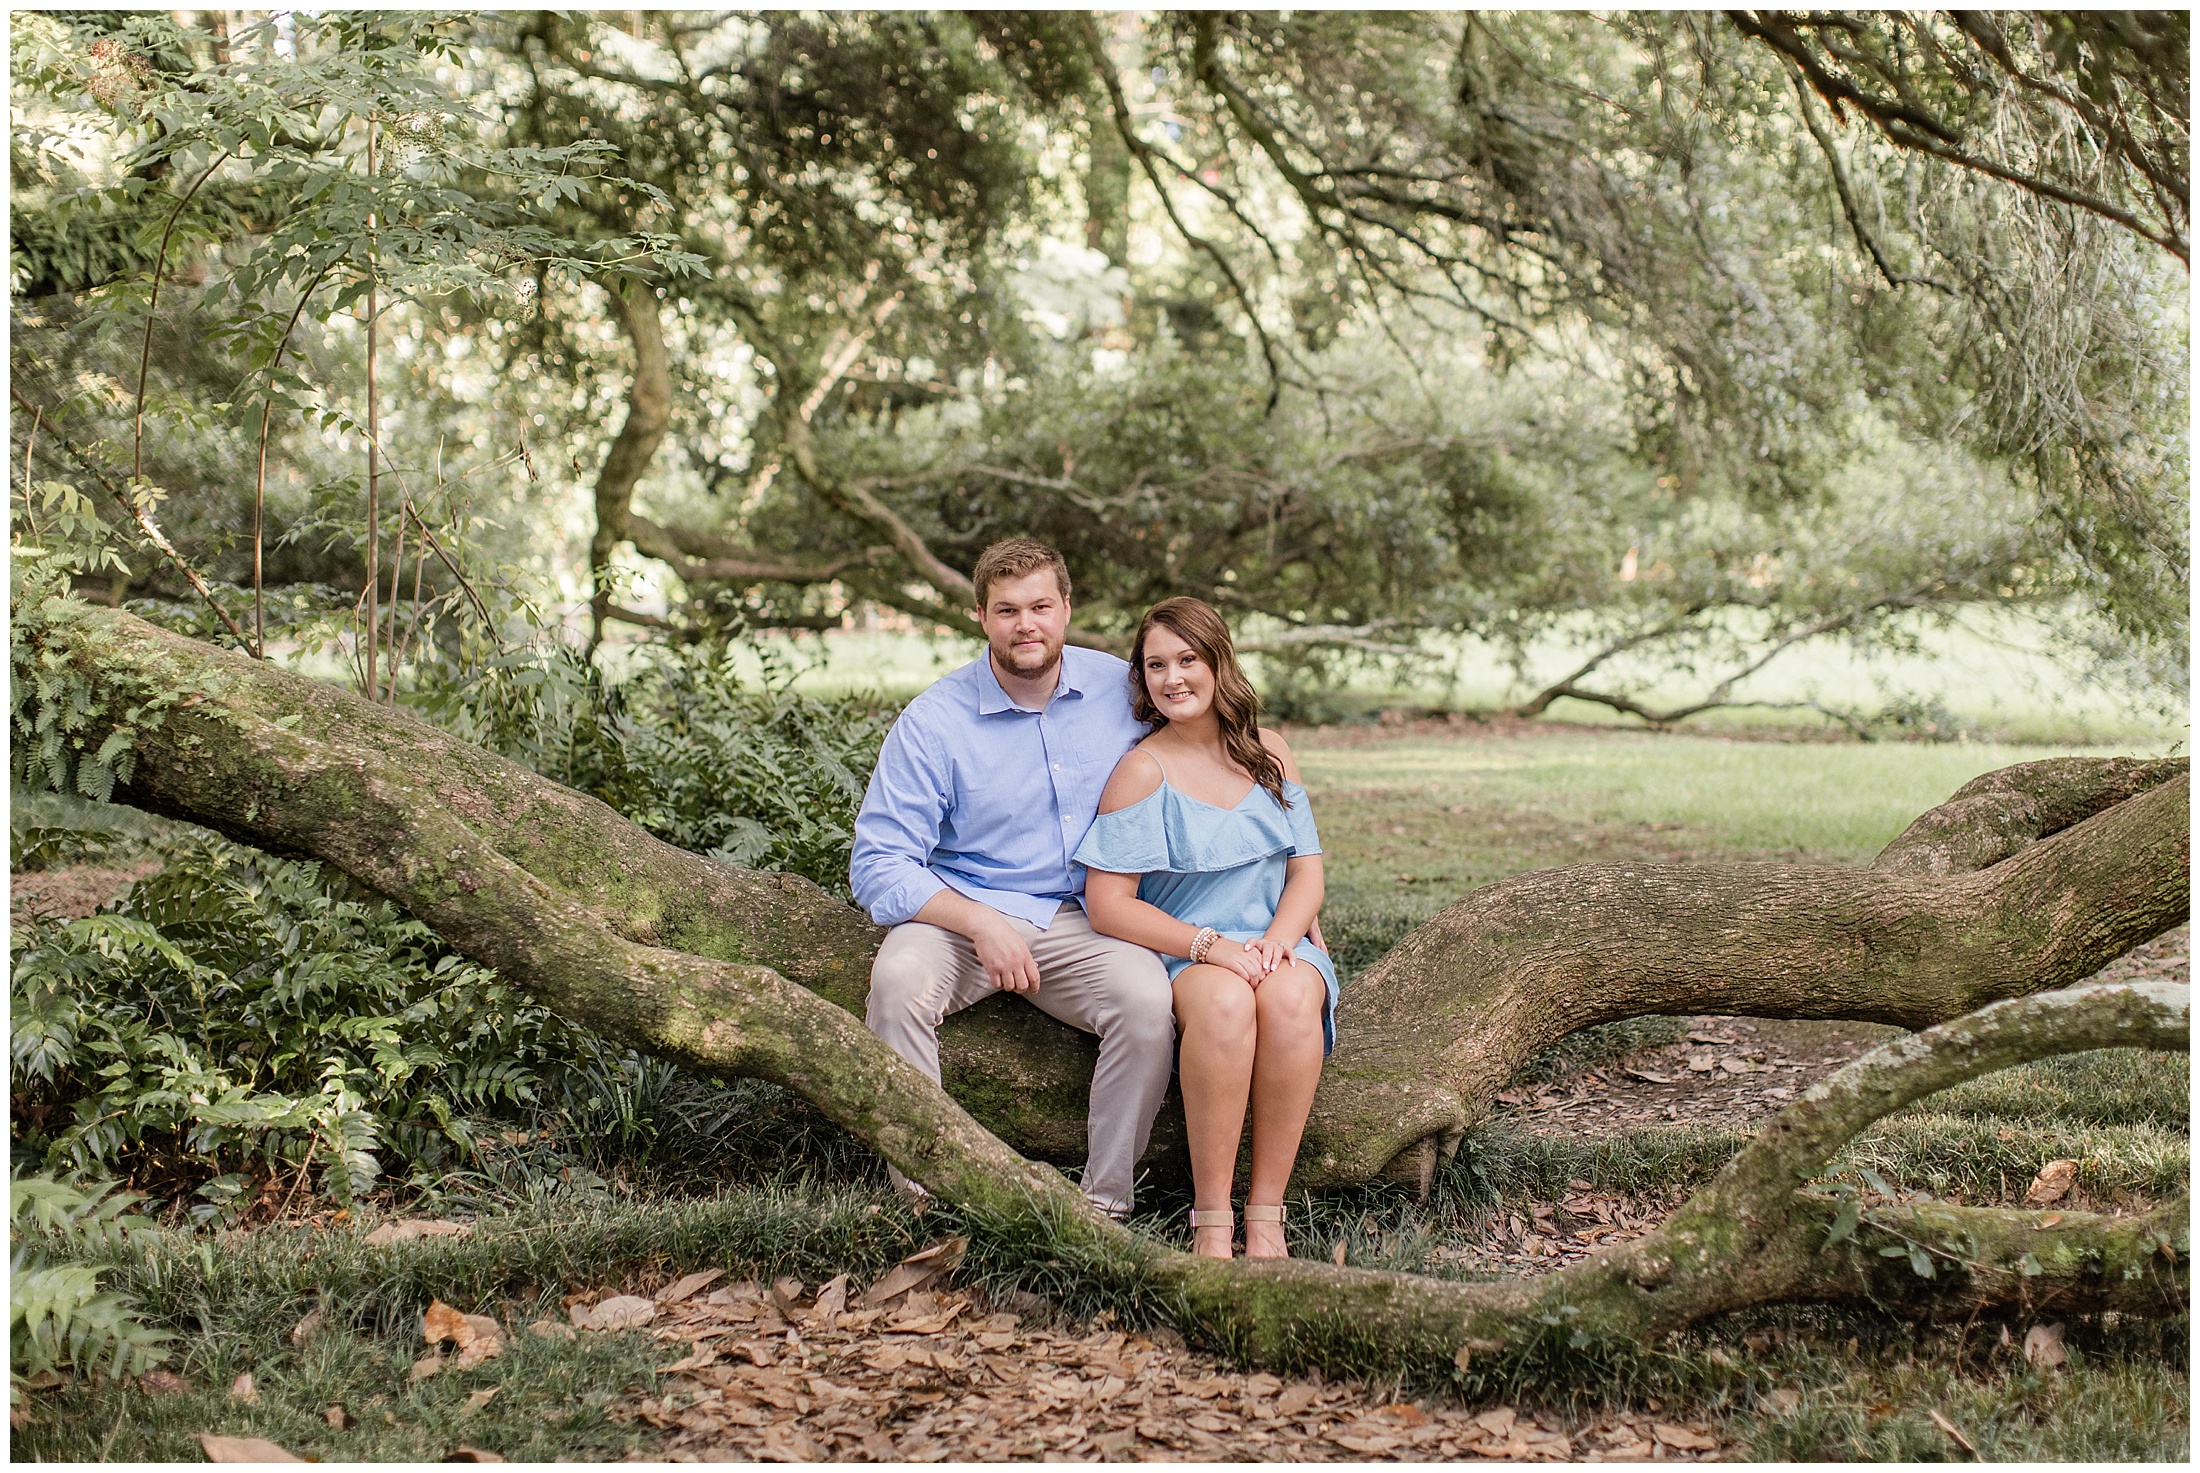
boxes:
[18,721,2183,1460]
[733,609,2185,747]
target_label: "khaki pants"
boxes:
[866,904,1175,1215]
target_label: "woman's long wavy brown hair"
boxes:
[1128,597,1290,806]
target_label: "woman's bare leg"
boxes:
[1172,963,1256,1258]
[1244,960,1327,1259]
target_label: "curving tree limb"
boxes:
[17,603,2188,1376]
[22,603,2187,1198]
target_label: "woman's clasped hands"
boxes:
[1205,935,1295,987]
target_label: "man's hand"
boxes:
[971,911,1042,993]
[910,888,1043,993]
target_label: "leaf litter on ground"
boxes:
[571,1239,1728,1462]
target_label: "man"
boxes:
[850,537,1173,1218]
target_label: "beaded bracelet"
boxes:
[1188,926,1221,964]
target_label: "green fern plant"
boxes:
[10,1174,173,1402]
[9,835,601,1202]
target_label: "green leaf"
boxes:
[1907,1247,1935,1278]
[1823,1195,1861,1247]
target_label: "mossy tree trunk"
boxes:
[20,604,2189,1374]
[28,605,2188,1191]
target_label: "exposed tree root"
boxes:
[19,604,2189,1378]
[1303,759,2187,1188]
[26,605,2188,1198]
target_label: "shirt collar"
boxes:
[975,649,1082,715]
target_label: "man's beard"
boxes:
[992,632,1063,679]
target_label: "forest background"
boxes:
[7,8,2189,1462]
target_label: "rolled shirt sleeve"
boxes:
[849,718,954,927]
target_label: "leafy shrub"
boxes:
[10,1174,172,1401]
[565,648,894,895]
[11,788,172,872]
[420,633,895,896]
[9,836,616,1208]
[8,833,874,1209]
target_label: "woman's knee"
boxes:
[1254,964,1326,1033]
[1175,966,1257,1040]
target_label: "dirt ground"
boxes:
[10,858,164,924]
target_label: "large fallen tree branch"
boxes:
[16,603,2188,1377]
[19,604,2186,1198]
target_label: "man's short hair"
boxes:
[971,537,1072,609]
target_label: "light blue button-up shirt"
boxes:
[849,646,1150,929]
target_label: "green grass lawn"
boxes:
[16,723,2184,1461]
[1287,724,2180,977]
[725,607,2186,747]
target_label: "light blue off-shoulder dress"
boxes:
[1073,764,1340,1055]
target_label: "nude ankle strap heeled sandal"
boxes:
[1188,1208,1234,1229]
[1242,1204,1288,1259]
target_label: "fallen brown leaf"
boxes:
[454,1316,504,1369]
[2024,1322,2067,1370]
[587,1295,658,1332]
[660,1346,720,1374]
[655,1268,724,1305]
[1762,1388,1802,1416]
[410,1354,445,1384]
[138,1370,188,1396]
[859,1237,967,1307]
[526,1319,575,1343]
[423,1300,471,1347]
[2024,1160,2080,1209]
[288,1308,324,1346]
[1474,1407,1516,1439]
[465,1387,501,1412]
[808,1272,849,1328]
[228,1372,258,1405]
[364,1219,472,1247]
[1653,1422,1717,1450]
[325,1404,353,1429]
[444,1447,506,1462]
[199,1434,304,1463]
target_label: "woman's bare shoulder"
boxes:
[1097,744,1166,815]
[1256,726,1301,781]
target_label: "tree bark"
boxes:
[588,280,673,643]
[24,604,2189,1194]
[1872,755,2188,877]
[18,604,2188,1376]
[25,606,2191,1195]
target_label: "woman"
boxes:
[1075,597,1337,1260]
